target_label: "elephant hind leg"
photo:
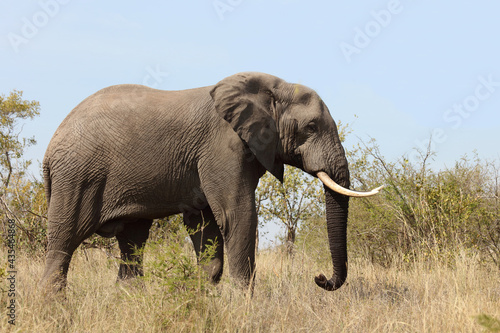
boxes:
[41,181,106,292]
[116,219,153,280]
[41,220,94,293]
[40,249,73,293]
[184,208,224,283]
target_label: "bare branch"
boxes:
[0,194,34,242]
[24,210,48,220]
[3,151,13,189]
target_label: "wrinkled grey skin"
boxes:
[41,72,350,292]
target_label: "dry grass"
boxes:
[1,244,499,332]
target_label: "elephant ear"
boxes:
[210,72,284,181]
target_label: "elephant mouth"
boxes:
[316,171,384,198]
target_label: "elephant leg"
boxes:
[41,248,74,293]
[116,219,153,280]
[199,162,261,289]
[184,207,224,283]
[41,218,93,293]
[41,194,99,292]
[220,204,257,289]
[203,190,258,288]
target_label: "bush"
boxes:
[346,139,500,267]
[296,138,500,269]
[144,222,217,295]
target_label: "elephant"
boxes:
[41,72,382,292]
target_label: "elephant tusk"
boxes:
[317,171,384,198]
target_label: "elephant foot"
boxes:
[40,249,73,294]
[204,258,223,284]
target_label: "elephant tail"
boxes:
[42,160,51,209]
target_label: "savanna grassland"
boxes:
[0,239,499,332]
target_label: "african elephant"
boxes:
[41,72,381,292]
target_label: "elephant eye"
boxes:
[305,122,317,133]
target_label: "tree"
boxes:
[0,90,40,191]
[257,166,323,254]
[0,90,42,250]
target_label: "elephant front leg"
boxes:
[199,155,261,289]
[184,207,224,283]
[116,219,153,280]
[226,208,257,288]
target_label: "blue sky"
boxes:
[2,1,499,246]
[2,1,500,171]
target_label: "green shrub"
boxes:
[144,223,217,295]
[346,140,500,267]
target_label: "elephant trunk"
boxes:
[315,185,349,291]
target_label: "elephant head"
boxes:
[211,72,382,291]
